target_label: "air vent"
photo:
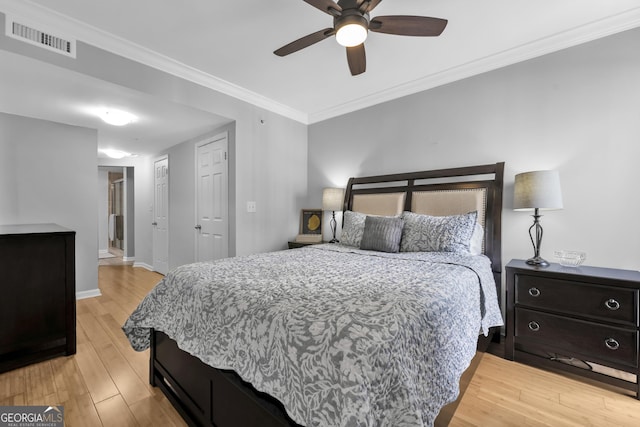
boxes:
[5,15,76,58]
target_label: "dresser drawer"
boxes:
[515,274,638,326]
[516,308,638,368]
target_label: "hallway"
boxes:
[98,248,132,267]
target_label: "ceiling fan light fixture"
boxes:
[335,12,369,47]
[336,23,367,47]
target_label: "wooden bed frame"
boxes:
[149,162,505,427]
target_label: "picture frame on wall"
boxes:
[300,209,322,235]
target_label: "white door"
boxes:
[153,156,169,274]
[195,133,228,262]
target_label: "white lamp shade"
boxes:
[322,188,344,211]
[513,170,563,210]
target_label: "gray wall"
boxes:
[309,27,640,273]
[0,112,99,296]
[158,117,308,269]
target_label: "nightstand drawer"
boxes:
[515,274,638,326]
[516,308,638,368]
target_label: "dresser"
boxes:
[505,259,640,398]
[0,224,76,373]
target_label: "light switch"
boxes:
[247,201,257,213]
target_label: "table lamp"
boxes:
[513,170,563,267]
[322,188,344,243]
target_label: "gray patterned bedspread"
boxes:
[123,244,503,426]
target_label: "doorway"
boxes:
[109,175,125,254]
[98,166,135,266]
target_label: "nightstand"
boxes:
[506,259,640,398]
[287,241,324,249]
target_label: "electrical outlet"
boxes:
[247,201,257,213]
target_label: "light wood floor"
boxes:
[2,265,640,426]
[0,265,186,427]
[450,353,640,426]
[98,249,133,267]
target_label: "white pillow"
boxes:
[469,222,484,256]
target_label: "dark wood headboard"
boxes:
[343,162,505,284]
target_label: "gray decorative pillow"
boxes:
[400,211,478,253]
[341,210,367,247]
[359,216,405,253]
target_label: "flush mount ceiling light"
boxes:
[99,109,137,126]
[100,149,131,159]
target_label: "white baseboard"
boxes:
[98,249,110,255]
[133,261,154,271]
[123,256,135,262]
[76,288,102,300]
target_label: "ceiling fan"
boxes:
[273,0,448,76]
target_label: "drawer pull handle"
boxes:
[605,299,620,311]
[528,287,541,297]
[605,338,620,350]
[528,321,540,332]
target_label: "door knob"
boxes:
[151,222,157,226]
[195,225,202,230]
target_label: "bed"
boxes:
[123,162,505,427]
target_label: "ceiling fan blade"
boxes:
[369,16,448,36]
[346,44,366,76]
[274,28,335,57]
[304,0,342,16]
[359,0,383,13]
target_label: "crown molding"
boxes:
[308,7,640,124]
[0,0,310,124]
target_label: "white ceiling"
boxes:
[0,49,230,157]
[1,0,640,156]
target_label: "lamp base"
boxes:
[526,209,549,268]
[526,256,550,267]
[329,211,338,244]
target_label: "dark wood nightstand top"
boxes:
[506,259,640,287]
[288,241,325,249]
